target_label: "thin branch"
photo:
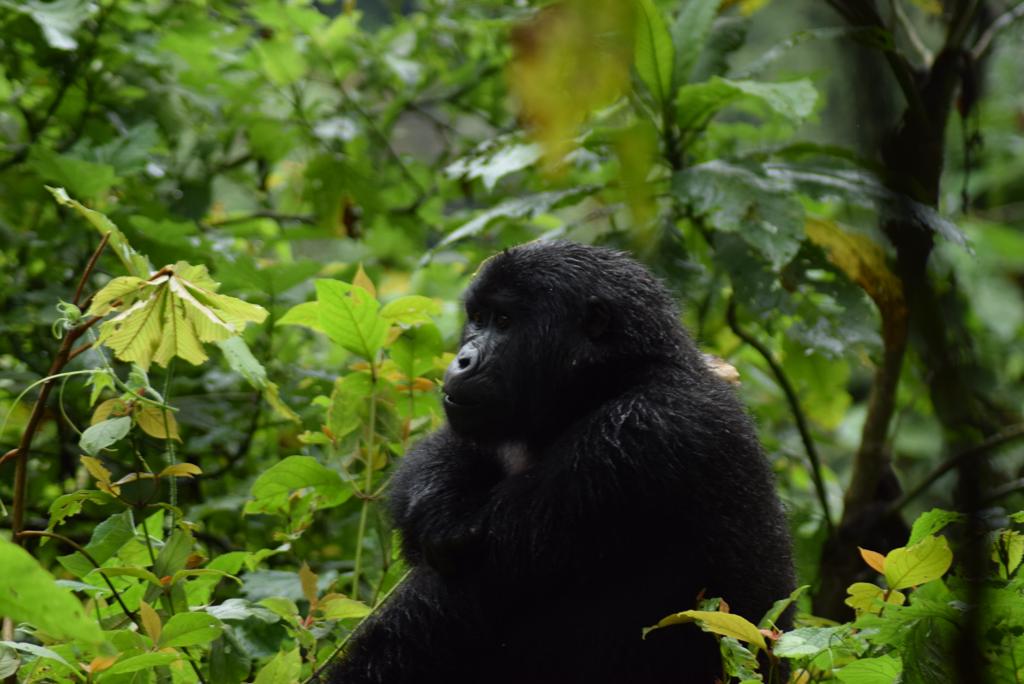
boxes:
[73,232,110,305]
[885,422,1024,515]
[726,299,834,534]
[973,1,1024,59]
[16,531,138,625]
[892,0,933,65]
[983,477,1024,505]
[8,232,108,542]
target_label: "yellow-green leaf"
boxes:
[319,595,371,620]
[646,609,766,650]
[844,582,905,615]
[139,600,162,642]
[379,295,441,326]
[884,535,952,590]
[299,563,319,609]
[315,279,388,360]
[353,264,377,300]
[159,463,202,478]
[0,538,103,644]
[136,405,181,441]
[95,262,268,370]
[277,301,324,332]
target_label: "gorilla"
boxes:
[330,241,794,683]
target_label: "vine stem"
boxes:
[350,360,379,598]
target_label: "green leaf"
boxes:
[327,372,373,441]
[47,490,114,530]
[391,324,444,379]
[256,37,308,86]
[319,595,372,620]
[99,652,180,677]
[634,0,674,105]
[908,509,964,545]
[47,187,152,278]
[676,76,817,135]
[439,187,599,248]
[315,280,388,360]
[158,612,223,648]
[645,610,766,650]
[674,161,804,269]
[836,655,902,683]
[30,148,117,199]
[380,296,441,326]
[764,164,969,249]
[253,648,301,684]
[95,566,162,586]
[0,538,103,644]
[277,301,324,332]
[246,455,353,515]
[773,626,847,659]
[0,641,75,672]
[58,511,134,578]
[154,529,195,580]
[0,0,95,50]
[671,0,720,84]
[884,535,952,590]
[445,142,541,192]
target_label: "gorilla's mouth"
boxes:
[443,394,475,408]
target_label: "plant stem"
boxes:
[351,361,379,599]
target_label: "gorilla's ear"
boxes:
[584,296,611,340]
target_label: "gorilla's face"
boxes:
[441,244,623,443]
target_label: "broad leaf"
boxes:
[884,535,952,590]
[246,455,353,515]
[0,539,103,643]
[315,280,389,360]
[158,612,223,648]
[88,262,268,370]
[79,416,132,456]
[676,77,816,135]
[634,0,674,105]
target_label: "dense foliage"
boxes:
[1,1,1022,682]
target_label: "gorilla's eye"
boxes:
[468,309,485,327]
[495,314,511,330]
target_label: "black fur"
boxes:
[329,241,794,683]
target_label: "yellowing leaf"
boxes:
[858,547,887,574]
[508,0,635,170]
[646,609,767,650]
[884,535,953,590]
[136,405,181,441]
[94,262,268,370]
[805,218,905,332]
[139,600,162,643]
[81,455,113,485]
[91,398,131,425]
[159,463,202,478]
[353,264,377,300]
[844,582,905,615]
[86,655,118,674]
[299,562,319,609]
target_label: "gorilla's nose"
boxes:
[445,343,479,382]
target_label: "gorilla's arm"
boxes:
[388,427,504,574]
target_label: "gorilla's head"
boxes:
[441,241,691,443]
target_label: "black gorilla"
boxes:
[330,241,794,683]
